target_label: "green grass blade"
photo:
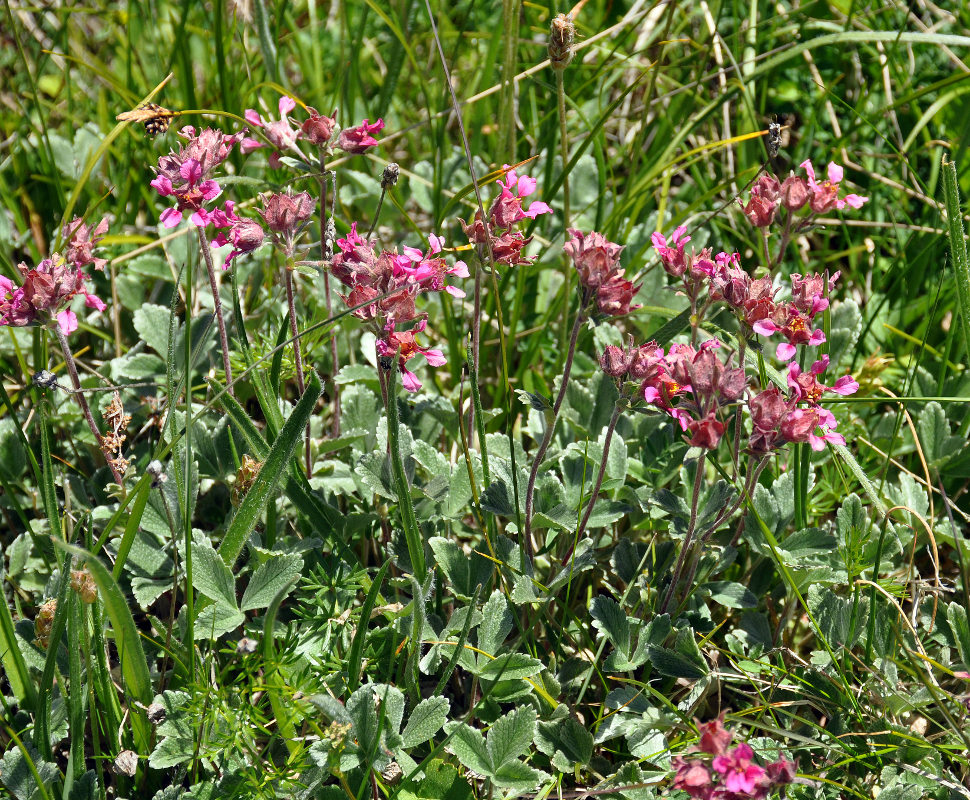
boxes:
[54,542,153,754]
[111,476,152,581]
[218,370,322,565]
[346,559,391,695]
[942,156,970,361]
[0,582,37,709]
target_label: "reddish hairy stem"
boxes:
[285,268,311,474]
[195,226,234,397]
[319,158,341,438]
[54,326,123,485]
[566,395,625,559]
[524,309,585,550]
[659,450,707,615]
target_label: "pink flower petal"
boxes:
[423,348,447,366]
[84,292,106,311]
[189,210,209,227]
[449,261,469,278]
[57,309,78,335]
[776,342,796,361]
[240,137,264,154]
[180,159,202,185]
[445,285,466,298]
[278,96,296,115]
[827,162,844,183]
[160,207,183,228]
[401,368,421,392]
[524,201,553,218]
[244,109,263,126]
[428,233,444,253]
[832,375,859,395]
[150,175,173,196]
[752,320,777,336]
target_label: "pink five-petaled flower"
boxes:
[652,225,690,278]
[712,743,768,796]
[377,320,446,392]
[800,159,868,213]
[243,96,301,164]
[151,126,245,228]
[336,118,384,154]
[780,406,845,451]
[753,301,825,361]
[209,202,265,269]
[790,271,839,317]
[787,356,859,405]
[0,256,106,335]
[670,756,714,800]
[392,233,469,298]
[492,166,553,223]
[62,216,110,271]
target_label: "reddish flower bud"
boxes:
[742,194,777,227]
[301,107,338,146]
[259,191,315,234]
[600,345,631,378]
[780,174,810,211]
[689,414,724,449]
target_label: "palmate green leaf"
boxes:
[478,590,512,658]
[191,534,237,609]
[946,602,970,667]
[240,553,303,611]
[0,741,59,800]
[218,370,322,565]
[703,581,757,609]
[398,760,473,800]
[429,536,493,599]
[487,706,536,770]
[476,653,544,681]
[193,604,245,640]
[535,706,594,772]
[132,302,174,358]
[590,595,631,659]
[444,722,491,776]
[400,696,450,749]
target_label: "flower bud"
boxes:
[301,107,338,146]
[780,175,810,211]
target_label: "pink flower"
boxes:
[336,118,384,154]
[800,159,868,213]
[753,302,825,361]
[209,203,265,269]
[151,127,245,228]
[712,743,768,796]
[694,715,734,758]
[1,256,106,335]
[787,356,859,404]
[671,756,714,799]
[688,412,725,449]
[652,225,690,277]
[377,320,446,392]
[392,234,468,298]
[243,96,300,162]
[790,271,839,317]
[780,406,845,450]
[62,216,110,271]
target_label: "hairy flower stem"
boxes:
[555,68,572,371]
[382,352,426,580]
[659,451,707,614]
[565,395,626,561]
[196,226,234,397]
[318,159,340,438]
[54,326,123,485]
[284,268,311,474]
[524,309,585,551]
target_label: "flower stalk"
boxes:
[54,326,123,485]
[196,226,234,397]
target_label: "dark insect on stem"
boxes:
[116,103,180,137]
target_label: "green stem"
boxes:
[572,396,625,546]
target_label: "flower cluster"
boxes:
[671,716,796,799]
[642,166,863,452]
[602,337,745,450]
[460,165,552,267]
[0,218,109,335]
[564,229,640,317]
[151,126,246,228]
[242,94,383,165]
[741,160,867,228]
[331,225,467,391]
